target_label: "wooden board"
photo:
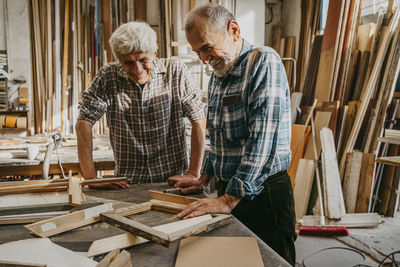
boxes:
[87,215,213,257]
[288,125,311,186]
[300,213,383,228]
[25,203,113,237]
[314,0,345,103]
[175,237,264,267]
[355,153,375,213]
[343,151,363,213]
[320,127,346,219]
[303,111,332,160]
[294,159,315,219]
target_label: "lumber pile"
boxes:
[291,2,400,219]
[28,0,169,135]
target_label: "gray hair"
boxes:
[109,21,158,62]
[185,3,234,34]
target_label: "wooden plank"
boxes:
[167,214,232,242]
[335,105,348,157]
[61,0,70,133]
[96,249,120,267]
[100,212,171,247]
[150,199,187,214]
[148,190,199,206]
[375,156,400,167]
[24,203,113,237]
[113,202,153,217]
[293,159,315,219]
[0,177,127,188]
[290,92,302,123]
[343,151,363,213]
[300,213,383,228]
[87,215,213,257]
[320,127,346,219]
[314,0,345,103]
[386,166,400,217]
[351,51,370,101]
[355,153,375,213]
[68,177,82,206]
[378,137,400,145]
[303,111,332,160]
[0,260,46,267]
[108,250,132,267]
[288,125,311,186]
[339,8,400,178]
[0,200,101,216]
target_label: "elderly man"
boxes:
[76,21,206,189]
[168,4,296,265]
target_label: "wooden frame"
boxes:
[100,190,232,248]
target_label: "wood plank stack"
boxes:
[293,2,400,218]
[28,0,169,135]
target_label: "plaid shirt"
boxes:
[202,40,291,200]
[78,58,205,183]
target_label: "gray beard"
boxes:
[211,56,234,77]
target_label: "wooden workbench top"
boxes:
[0,183,290,266]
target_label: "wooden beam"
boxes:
[294,159,315,219]
[355,153,375,213]
[343,151,363,213]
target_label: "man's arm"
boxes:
[167,118,206,184]
[76,120,128,189]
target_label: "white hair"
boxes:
[185,3,234,34]
[109,21,158,62]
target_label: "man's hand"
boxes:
[178,193,241,219]
[88,181,129,190]
[167,172,197,186]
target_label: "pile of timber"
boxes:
[291,1,400,220]
[29,0,169,135]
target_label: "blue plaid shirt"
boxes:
[202,40,291,200]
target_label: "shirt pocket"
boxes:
[222,102,248,144]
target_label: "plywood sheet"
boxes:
[175,237,264,267]
[0,238,96,267]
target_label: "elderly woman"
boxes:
[76,21,206,188]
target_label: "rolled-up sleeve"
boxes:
[178,61,205,122]
[225,52,290,200]
[77,67,111,125]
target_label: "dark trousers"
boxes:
[217,170,297,266]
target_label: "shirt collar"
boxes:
[215,39,254,80]
[117,57,167,80]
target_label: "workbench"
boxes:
[0,183,290,266]
[0,135,115,176]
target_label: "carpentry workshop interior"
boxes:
[0,0,400,266]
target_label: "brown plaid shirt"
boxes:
[78,58,205,183]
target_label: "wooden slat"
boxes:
[25,203,113,237]
[320,127,346,219]
[87,215,213,257]
[303,111,332,160]
[343,151,363,213]
[100,212,171,247]
[288,124,311,186]
[293,159,315,219]
[300,213,383,228]
[61,0,70,133]
[355,153,375,213]
[314,0,345,103]
[148,190,199,206]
